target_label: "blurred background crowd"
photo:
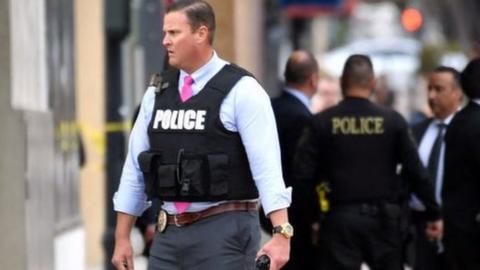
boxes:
[0,0,479,269]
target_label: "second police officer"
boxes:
[293,54,443,270]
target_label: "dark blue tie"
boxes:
[427,123,447,181]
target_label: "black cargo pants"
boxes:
[319,203,404,270]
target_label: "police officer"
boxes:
[111,1,292,270]
[293,54,443,270]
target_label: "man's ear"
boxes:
[454,87,464,103]
[310,73,320,92]
[370,78,377,90]
[194,25,209,44]
[367,78,377,97]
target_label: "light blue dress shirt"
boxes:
[284,87,311,110]
[114,52,292,216]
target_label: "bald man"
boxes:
[270,50,320,270]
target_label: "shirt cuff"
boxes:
[113,192,151,216]
[261,187,292,217]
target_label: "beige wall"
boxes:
[207,0,235,63]
[206,0,265,81]
[74,0,106,266]
[234,0,264,80]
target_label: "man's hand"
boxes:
[257,234,290,270]
[257,208,291,270]
[112,212,137,270]
[111,238,134,270]
[425,219,443,241]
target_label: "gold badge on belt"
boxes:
[157,209,167,233]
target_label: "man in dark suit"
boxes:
[442,58,480,270]
[409,66,463,270]
[269,50,320,270]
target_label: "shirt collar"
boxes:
[473,99,480,106]
[284,87,310,109]
[433,112,456,126]
[179,51,227,94]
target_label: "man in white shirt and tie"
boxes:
[409,66,463,270]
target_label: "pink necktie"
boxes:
[174,201,190,214]
[175,75,194,213]
[180,75,194,102]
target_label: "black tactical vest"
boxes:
[138,64,259,202]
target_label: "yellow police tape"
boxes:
[56,120,133,155]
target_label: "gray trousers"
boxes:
[148,210,261,270]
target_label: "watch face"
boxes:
[283,224,293,235]
[273,223,293,238]
[282,224,294,237]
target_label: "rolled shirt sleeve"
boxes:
[113,87,155,216]
[223,76,292,215]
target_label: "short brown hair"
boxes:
[167,0,216,44]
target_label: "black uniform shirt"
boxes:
[294,97,440,220]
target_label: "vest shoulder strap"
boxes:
[207,64,255,94]
[152,65,255,96]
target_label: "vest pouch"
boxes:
[138,151,161,197]
[155,150,178,198]
[207,154,229,197]
[138,150,177,198]
[156,164,177,197]
[180,157,206,197]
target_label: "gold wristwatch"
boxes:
[272,223,294,239]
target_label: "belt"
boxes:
[166,201,258,227]
[331,202,401,217]
[332,202,382,216]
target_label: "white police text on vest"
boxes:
[153,109,207,130]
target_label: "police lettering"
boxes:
[153,109,207,130]
[332,117,384,135]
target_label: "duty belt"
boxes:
[162,201,258,227]
[330,202,402,218]
[332,202,389,216]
